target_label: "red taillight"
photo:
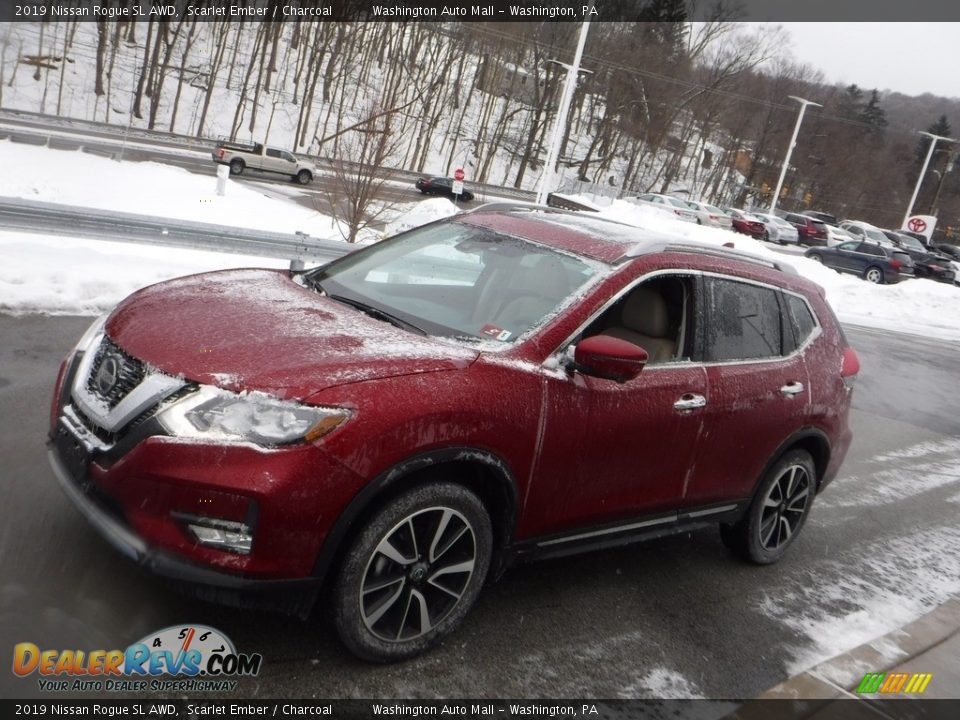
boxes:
[841,347,860,387]
[217,148,224,159]
[889,259,902,270]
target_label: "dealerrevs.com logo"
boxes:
[12,625,262,693]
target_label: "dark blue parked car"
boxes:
[805,241,915,284]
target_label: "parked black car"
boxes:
[806,240,915,284]
[933,243,960,261]
[882,230,956,284]
[415,176,475,202]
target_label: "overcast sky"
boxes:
[773,23,960,99]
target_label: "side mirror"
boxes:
[572,335,648,384]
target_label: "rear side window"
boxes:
[892,251,912,264]
[705,278,783,362]
[786,294,817,348]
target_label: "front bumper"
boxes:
[47,438,322,614]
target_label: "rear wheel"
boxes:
[721,449,816,565]
[296,169,312,185]
[332,483,492,662]
[229,158,245,175]
[864,266,884,283]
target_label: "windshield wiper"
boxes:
[302,274,326,295]
[329,295,428,335]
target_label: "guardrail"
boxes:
[0,196,352,268]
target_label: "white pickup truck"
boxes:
[212,141,315,185]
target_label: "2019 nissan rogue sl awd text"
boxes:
[48,206,859,662]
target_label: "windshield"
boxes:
[306,222,597,343]
[863,226,889,244]
[897,234,925,251]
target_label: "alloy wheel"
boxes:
[758,464,810,551]
[360,507,476,643]
[865,267,883,283]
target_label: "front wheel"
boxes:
[864,266,884,284]
[332,483,492,662]
[720,449,816,565]
[808,253,823,263]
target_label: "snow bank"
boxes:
[384,197,460,236]
[0,231,288,315]
[0,141,344,239]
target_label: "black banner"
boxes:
[2,0,960,23]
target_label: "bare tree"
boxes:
[321,105,405,244]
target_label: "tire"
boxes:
[461,191,474,202]
[332,483,493,662]
[229,158,245,176]
[864,266,884,284]
[808,253,823,263]
[296,169,312,185]
[720,449,817,565]
[762,230,769,242]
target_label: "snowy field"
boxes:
[1,141,959,347]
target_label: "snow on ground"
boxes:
[570,195,960,344]
[618,668,705,700]
[0,141,344,238]
[384,197,460,236]
[758,525,960,675]
[808,437,960,509]
[0,231,289,315]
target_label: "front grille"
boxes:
[85,337,146,409]
[73,404,117,445]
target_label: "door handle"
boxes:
[674,393,707,411]
[780,381,805,396]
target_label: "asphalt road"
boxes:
[2,318,959,700]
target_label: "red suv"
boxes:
[49,206,858,661]
[782,213,829,247]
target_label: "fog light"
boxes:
[180,515,254,555]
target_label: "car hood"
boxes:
[105,269,479,401]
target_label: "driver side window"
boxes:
[581,275,697,364]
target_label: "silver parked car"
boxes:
[685,200,734,229]
[633,193,699,223]
[751,212,800,245]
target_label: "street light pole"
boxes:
[769,96,821,214]
[535,5,593,207]
[902,131,957,228]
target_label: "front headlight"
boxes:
[157,386,350,446]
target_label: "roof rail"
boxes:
[466,201,552,214]
[624,240,798,275]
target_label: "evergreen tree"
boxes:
[859,90,887,131]
[836,84,864,121]
[916,115,952,162]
